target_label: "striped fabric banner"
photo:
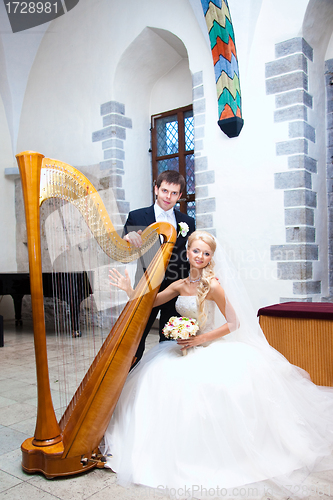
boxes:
[201,0,244,137]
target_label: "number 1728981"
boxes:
[5,2,59,14]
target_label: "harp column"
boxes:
[16,151,62,445]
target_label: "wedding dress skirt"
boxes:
[102,296,333,498]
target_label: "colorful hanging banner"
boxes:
[201,0,244,137]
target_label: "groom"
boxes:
[124,170,195,365]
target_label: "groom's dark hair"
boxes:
[156,170,185,195]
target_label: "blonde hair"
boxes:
[187,231,216,328]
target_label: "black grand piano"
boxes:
[0,272,93,345]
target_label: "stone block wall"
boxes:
[92,100,132,229]
[89,102,134,327]
[265,37,320,301]
[325,59,333,296]
[192,71,216,236]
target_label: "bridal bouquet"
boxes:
[163,316,199,356]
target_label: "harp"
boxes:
[16,151,176,478]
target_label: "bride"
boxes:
[102,230,333,498]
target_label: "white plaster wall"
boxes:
[16,0,108,165]
[150,58,192,117]
[0,5,48,315]
[0,24,16,317]
[16,0,205,164]
[0,1,49,152]
[113,27,194,211]
[14,0,207,204]
[0,99,16,265]
[0,95,17,318]
[326,31,333,59]
[0,0,208,319]
[112,3,212,212]
[123,42,193,210]
[0,22,19,287]
[197,0,311,311]
[1,0,332,318]
[123,55,193,211]
[202,0,333,310]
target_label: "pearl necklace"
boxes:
[188,276,201,283]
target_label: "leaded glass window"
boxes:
[151,105,195,217]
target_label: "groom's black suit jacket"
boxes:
[124,204,195,365]
[124,204,195,287]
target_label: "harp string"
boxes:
[44,171,64,414]
[40,160,159,262]
[42,165,141,420]
[46,172,72,415]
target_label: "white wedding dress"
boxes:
[102,296,333,498]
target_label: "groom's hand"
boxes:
[124,230,143,248]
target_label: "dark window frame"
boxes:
[151,104,195,215]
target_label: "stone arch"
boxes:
[114,27,190,105]
[109,27,193,209]
[92,24,216,237]
[302,0,333,54]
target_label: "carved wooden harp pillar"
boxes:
[16,151,176,478]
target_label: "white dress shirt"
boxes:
[154,202,177,230]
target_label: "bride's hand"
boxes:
[177,335,205,351]
[109,268,133,297]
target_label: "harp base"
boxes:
[21,438,98,478]
[32,434,62,447]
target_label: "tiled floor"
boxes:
[0,320,166,500]
[1,321,333,500]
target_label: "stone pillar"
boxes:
[325,59,333,297]
[192,71,216,235]
[89,101,133,327]
[265,38,320,301]
[92,101,131,228]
